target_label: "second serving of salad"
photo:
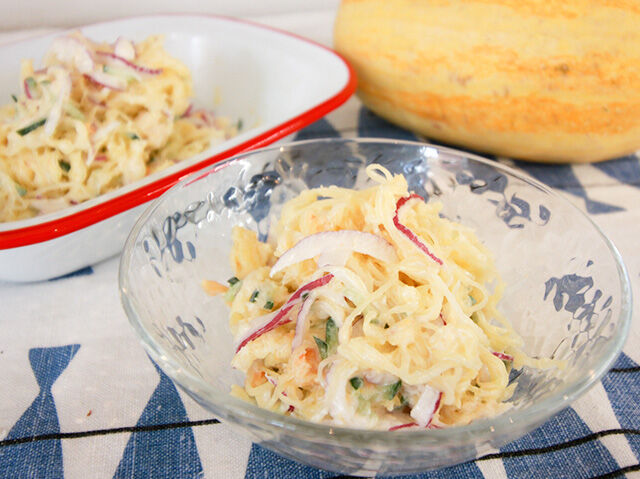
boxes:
[0,31,237,222]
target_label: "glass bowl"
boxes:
[118,138,632,476]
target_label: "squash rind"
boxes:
[334,0,640,163]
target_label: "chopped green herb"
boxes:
[350,377,363,390]
[102,65,137,83]
[469,295,476,305]
[64,103,85,121]
[383,323,390,329]
[383,380,402,400]
[11,94,17,103]
[237,118,243,131]
[227,276,240,285]
[249,290,259,303]
[263,300,274,310]
[40,80,51,86]
[126,132,140,140]
[146,156,156,165]
[314,336,328,359]
[25,77,37,90]
[301,292,309,300]
[17,118,46,136]
[325,318,338,355]
[58,160,71,172]
[223,279,242,302]
[15,183,27,197]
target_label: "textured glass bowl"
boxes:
[119,139,632,476]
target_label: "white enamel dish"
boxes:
[0,14,355,282]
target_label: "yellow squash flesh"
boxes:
[334,0,640,163]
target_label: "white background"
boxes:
[1,0,340,31]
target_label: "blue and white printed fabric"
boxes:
[1,95,639,479]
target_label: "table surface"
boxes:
[0,9,639,479]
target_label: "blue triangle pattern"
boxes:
[294,117,342,140]
[356,106,628,216]
[244,443,484,479]
[609,351,640,371]
[500,407,618,478]
[356,106,504,161]
[388,460,483,479]
[292,118,357,189]
[113,361,203,479]
[245,444,336,479]
[592,155,640,190]
[601,352,640,463]
[514,161,624,214]
[0,344,80,479]
[357,107,419,141]
[48,266,94,281]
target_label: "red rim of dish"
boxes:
[0,14,357,250]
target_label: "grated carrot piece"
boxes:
[201,279,228,296]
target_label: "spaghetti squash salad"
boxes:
[0,32,237,222]
[206,165,550,430]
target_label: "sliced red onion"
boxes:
[317,248,352,268]
[23,79,34,99]
[264,373,278,387]
[363,370,398,385]
[263,373,294,411]
[235,274,334,353]
[181,103,193,118]
[92,121,120,143]
[44,70,72,137]
[94,154,108,162]
[188,109,216,127]
[389,422,419,431]
[114,37,136,61]
[270,231,397,277]
[410,386,442,427]
[286,274,334,307]
[326,361,359,423]
[96,51,162,75]
[45,101,63,136]
[492,352,514,361]
[291,294,314,351]
[234,310,279,352]
[394,195,443,265]
[47,36,94,74]
[84,72,126,91]
[388,421,441,431]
